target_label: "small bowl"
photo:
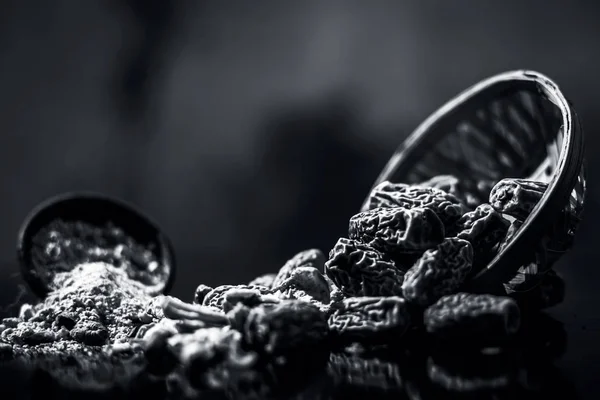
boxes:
[17,192,176,298]
[361,70,586,294]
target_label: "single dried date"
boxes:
[230,300,329,356]
[328,296,410,343]
[202,285,271,311]
[274,266,332,304]
[348,207,445,258]
[365,180,465,228]
[451,204,510,271]
[271,249,326,289]
[193,284,213,305]
[402,238,473,307]
[424,293,521,344]
[489,178,548,221]
[324,238,405,298]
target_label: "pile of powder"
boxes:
[0,262,162,388]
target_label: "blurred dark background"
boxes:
[1,0,600,395]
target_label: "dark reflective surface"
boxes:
[0,310,584,400]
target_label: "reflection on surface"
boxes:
[306,312,572,400]
[0,312,576,399]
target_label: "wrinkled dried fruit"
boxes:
[328,297,410,343]
[193,284,213,305]
[366,180,465,228]
[424,293,520,343]
[247,273,277,289]
[510,269,565,311]
[348,207,445,258]
[402,238,473,307]
[275,266,331,304]
[202,285,271,311]
[272,249,326,289]
[325,238,405,298]
[452,204,510,270]
[489,178,548,221]
[232,300,329,356]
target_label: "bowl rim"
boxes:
[17,191,177,298]
[362,70,585,293]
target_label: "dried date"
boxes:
[231,300,329,356]
[451,204,510,271]
[324,238,405,298]
[402,238,473,307]
[348,207,445,258]
[193,284,213,305]
[328,296,410,343]
[424,293,521,344]
[272,249,326,289]
[274,266,332,304]
[489,178,548,221]
[202,285,271,311]
[366,180,465,228]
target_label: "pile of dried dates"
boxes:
[0,175,569,398]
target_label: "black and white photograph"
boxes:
[0,1,599,399]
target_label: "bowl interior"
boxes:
[17,192,176,298]
[393,83,564,206]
